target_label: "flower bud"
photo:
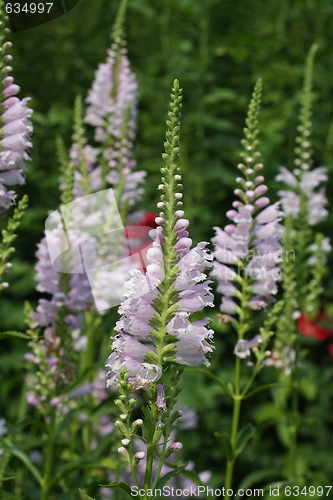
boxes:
[49,397,61,407]
[226,210,237,220]
[232,201,243,208]
[254,197,269,208]
[133,419,143,427]
[170,442,183,451]
[254,184,268,196]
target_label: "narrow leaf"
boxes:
[235,424,256,456]
[99,481,134,498]
[244,383,289,399]
[56,408,81,437]
[79,491,96,500]
[153,462,189,497]
[237,469,284,491]
[214,432,233,460]
[2,440,42,484]
[0,476,15,482]
[181,471,210,500]
[185,368,230,394]
[0,331,30,340]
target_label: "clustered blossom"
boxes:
[0,40,33,210]
[211,81,283,318]
[107,82,214,389]
[31,230,92,330]
[275,64,329,229]
[234,334,262,359]
[26,228,93,409]
[27,16,149,408]
[211,167,283,316]
[276,165,328,226]
[106,209,214,390]
[84,34,145,207]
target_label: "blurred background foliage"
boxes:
[1,0,333,495]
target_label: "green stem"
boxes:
[143,401,158,497]
[289,333,300,479]
[224,356,242,499]
[41,411,56,500]
[81,311,100,380]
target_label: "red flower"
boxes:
[298,312,333,342]
[124,211,158,271]
[134,211,159,228]
[327,344,333,360]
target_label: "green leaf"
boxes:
[0,477,15,482]
[254,403,285,424]
[244,383,289,399]
[56,408,81,437]
[53,462,111,486]
[99,481,134,499]
[235,424,256,457]
[153,462,190,497]
[79,491,96,500]
[185,368,230,394]
[181,471,210,500]
[261,478,295,494]
[236,469,284,494]
[0,331,30,340]
[214,432,233,460]
[2,440,42,485]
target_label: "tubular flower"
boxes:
[31,230,93,329]
[84,7,145,204]
[276,166,328,226]
[211,80,283,318]
[106,80,214,390]
[0,35,33,210]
